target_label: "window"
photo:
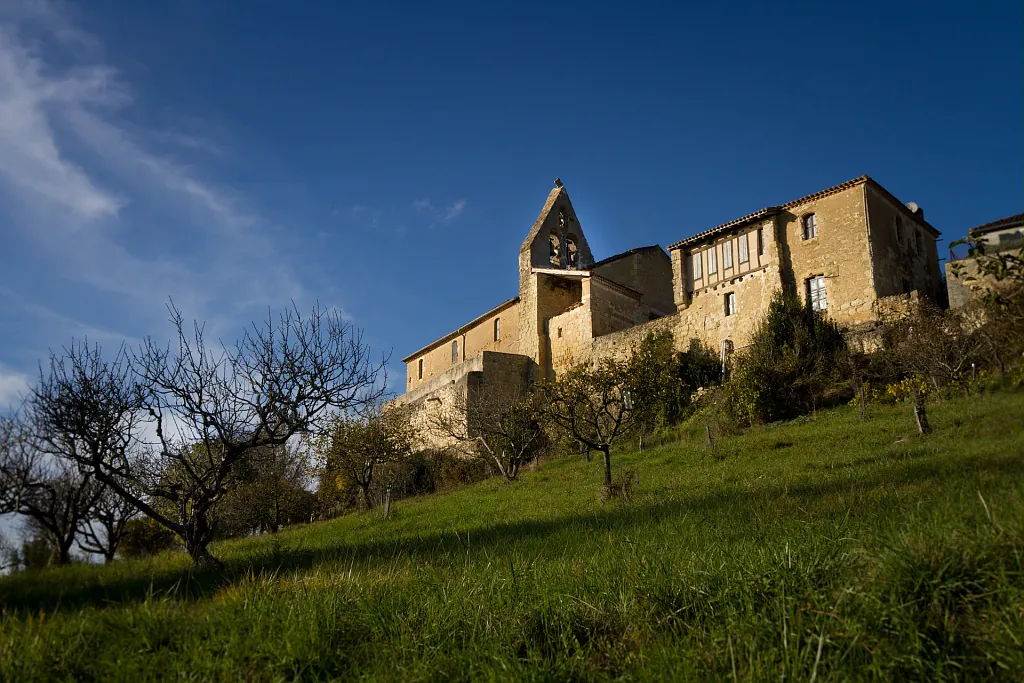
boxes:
[451,340,459,364]
[802,214,817,240]
[757,227,764,255]
[557,327,563,338]
[692,252,702,279]
[738,233,749,263]
[807,275,827,311]
[724,292,736,316]
[566,235,578,269]
[707,247,718,274]
[722,241,733,269]
[549,232,561,266]
[494,317,500,341]
[895,216,904,243]
[418,358,423,380]
[914,230,922,254]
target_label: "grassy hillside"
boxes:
[1,392,1022,681]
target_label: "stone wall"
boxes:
[590,277,647,337]
[393,351,532,451]
[864,184,943,304]
[944,257,1006,310]
[673,264,781,350]
[777,184,878,326]
[592,313,680,363]
[404,300,521,392]
[593,247,676,316]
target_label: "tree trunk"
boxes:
[601,446,612,488]
[913,391,932,435]
[55,535,74,566]
[361,484,374,509]
[188,543,223,570]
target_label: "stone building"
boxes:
[946,212,1024,309]
[392,175,944,438]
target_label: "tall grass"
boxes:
[1,392,1022,681]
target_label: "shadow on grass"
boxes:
[2,449,1021,615]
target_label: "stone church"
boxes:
[393,175,944,441]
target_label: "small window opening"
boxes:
[807,275,827,311]
[451,340,459,364]
[494,317,501,341]
[914,230,922,254]
[802,214,817,240]
[418,358,423,380]
[707,247,718,274]
[692,251,702,279]
[549,232,561,266]
[724,292,736,316]
[738,233,749,263]
[757,227,764,255]
[723,241,733,269]
[557,327,563,338]
[565,235,578,269]
[895,215,904,243]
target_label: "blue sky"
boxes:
[0,0,1021,408]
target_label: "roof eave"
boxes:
[400,296,521,363]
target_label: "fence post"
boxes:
[913,390,932,435]
[384,483,393,519]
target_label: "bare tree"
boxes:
[31,304,386,568]
[535,359,640,490]
[880,301,984,390]
[77,479,140,563]
[0,420,100,566]
[318,402,415,509]
[429,382,544,482]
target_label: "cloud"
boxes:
[0,367,30,409]
[0,26,126,219]
[0,1,313,344]
[412,198,467,226]
[444,199,467,221]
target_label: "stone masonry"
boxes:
[393,175,945,447]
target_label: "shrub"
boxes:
[119,517,179,559]
[726,291,848,425]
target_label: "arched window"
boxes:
[494,317,501,341]
[802,214,818,240]
[565,234,578,269]
[549,232,561,266]
[418,358,423,379]
[451,340,459,364]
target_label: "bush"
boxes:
[726,291,848,425]
[119,517,179,559]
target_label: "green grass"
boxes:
[1,392,1023,681]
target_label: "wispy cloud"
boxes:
[413,198,468,227]
[0,1,313,347]
[0,24,126,219]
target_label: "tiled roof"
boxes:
[780,175,869,210]
[969,212,1024,237]
[666,207,780,250]
[591,245,667,269]
[667,174,939,251]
